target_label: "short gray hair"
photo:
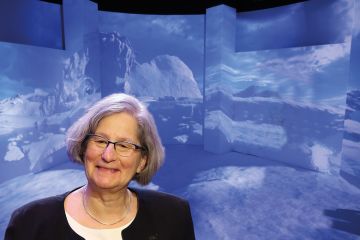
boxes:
[66,93,164,185]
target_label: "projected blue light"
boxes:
[1,0,360,239]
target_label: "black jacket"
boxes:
[5,187,196,240]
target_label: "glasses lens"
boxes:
[88,134,139,157]
[115,142,135,157]
[89,135,108,149]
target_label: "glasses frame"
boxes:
[86,134,145,157]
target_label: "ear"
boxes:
[136,156,147,173]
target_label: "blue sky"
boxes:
[236,0,354,51]
[0,43,64,99]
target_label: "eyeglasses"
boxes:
[86,134,145,157]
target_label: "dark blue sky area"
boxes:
[0,1,63,49]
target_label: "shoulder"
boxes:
[5,192,72,240]
[9,186,82,225]
[131,187,189,208]
[12,187,82,217]
[130,187,192,222]
[10,193,67,223]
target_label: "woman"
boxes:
[5,93,195,240]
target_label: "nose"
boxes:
[101,142,117,162]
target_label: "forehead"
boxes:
[95,112,139,139]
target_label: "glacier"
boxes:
[128,54,202,99]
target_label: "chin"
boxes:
[93,179,127,190]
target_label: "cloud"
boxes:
[100,13,203,41]
[206,64,259,84]
[238,3,301,33]
[151,17,189,35]
[218,64,241,75]
[256,43,351,83]
[321,94,347,108]
[148,15,204,47]
[308,43,350,68]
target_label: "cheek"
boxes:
[83,148,101,176]
[121,159,137,169]
[121,156,143,169]
[83,147,99,162]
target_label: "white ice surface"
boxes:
[206,110,287,149]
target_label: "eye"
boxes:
[90,136,108,146]
[116,142,135,150]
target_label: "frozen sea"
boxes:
[1,145,359,240]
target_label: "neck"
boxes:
[86,184,128,204]
[82,184,131,226]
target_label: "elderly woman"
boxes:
[5,93,195,240]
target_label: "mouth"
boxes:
[96,166,119,173]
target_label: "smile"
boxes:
[96,166,119,173]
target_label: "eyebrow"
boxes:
[93,132,138,144]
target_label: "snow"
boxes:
[8,134,23,141]
[145,98,203,144]
[0,49,100,136]
[22,133,66,170]
[0,115,40,135]
[0,43,100,177]
[60,51,97,109]
[176,144,360,240]
[0,94,42,116]
[234,94,344,116]
[310,143,332,172]
[4,142,24,162]
[187,164,360,240]
[192,166,265,190]
[128,55,202,99]
[206,110,287,149]
[174,134,189,143]
[192,122,202,135]
[204,90,346,172]
[128,181,160,191]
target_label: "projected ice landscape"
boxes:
[0,42,101,178]
[1,0,360,239]
[98,31,203,144]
